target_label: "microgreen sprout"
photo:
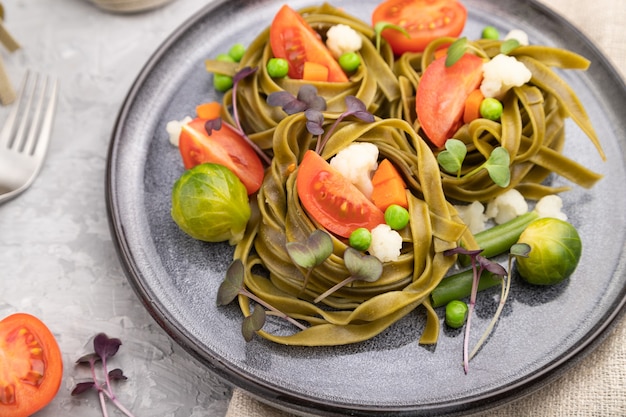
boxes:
[444,247,506,374]
[500,38,521,55]
[217,259,307,340]
[469,243,530,360]
[374,21,409,53]
[266,84,327,115]
[437,141,511,187]
[444,37,489,67]
[437,138,467,178]
[71,333,135,417]
[286,229,334,290]
[314,247,383,304]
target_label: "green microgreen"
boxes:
[314,247,382,304]
[500,38,521,55]
[465,146,511,187]
[286,230,333,290]
[445,37,469,67]
[444,247,506,374]
[217,259,308,340]
[437,138,467,178]
[374,21,409,53]
[71,333,135,417]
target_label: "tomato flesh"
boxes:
[296,150,385,237]
[179,118,265,195]
[416,54,484,148]
[1,313,62,417]
[372,0,467,55]
[269,5,348,82]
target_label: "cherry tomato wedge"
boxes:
[179,118,264,195]
[1,313,63,417]
[269,5,348,82]
[296,150,385,237]
[372,0,467,55]
[416,53,484,148]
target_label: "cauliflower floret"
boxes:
[368,224,403,263]
[325,24,362,59]
[330,142,378,198]
[504,29,529,46]
[485,188,529,224]
[535,194,567,221]
[166,116,192,147]
[455,201,488,234]
[480,54,532,99]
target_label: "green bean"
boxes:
[431,270,503,308]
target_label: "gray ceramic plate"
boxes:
[106,0,626,415]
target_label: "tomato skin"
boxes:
[415,54,484,148]
[269,5,349,82]
[0,313,63,417]
[179,118,264,195]
[372,0,467,55]
[296,150,385,238]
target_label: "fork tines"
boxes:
[0,71,58,156]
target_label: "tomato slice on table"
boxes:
[1,313,63,417]
[372,0,467,55]
[296,150,385,238]
[269,5,348,82]
[179,118,265,195]
[415,53,484,148]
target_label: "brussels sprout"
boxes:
[171,163,251,245]
[515,218,582,285]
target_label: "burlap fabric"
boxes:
[226,0,626,415]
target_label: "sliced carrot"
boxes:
[196,101,222,120]
[302,61,329,82]
[433,46,449,60]
[371,159,408,211]
[463,89,484,124]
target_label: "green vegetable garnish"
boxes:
[384,204,409,230]
[228,43,246,62]
[445,37,468,67]
[479,97,503,121]
[437,138,467,178]
[500,38,521,54]
[266,57,289,78]
[338,51,361,72]
[481,26,500,40]
[374,21,409,53]
[213,73,234,92]
[171,163,251,245]
[445,300,469,329]
[515,218,582,285]
[349,227,372,251]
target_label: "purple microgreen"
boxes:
[286,230,333,291]
[71,334,136,417]
[314,248,382,304]
[437,139,467,178]
[267,91,309,115]
[464,146,511,187]
[227,66,271,165]
[204,117,222,136]
[297,84,327,111]
[470,244,529,360]
[500,38,521,55]
[444,247,483,258]
[315,95,374,153]
[242,306,267,342]
[217,259,308,336]
[374,21,409,53]
[304,109,325,136]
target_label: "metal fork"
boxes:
[0,71,58,204]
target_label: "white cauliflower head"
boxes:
[480,54,532,99]
[455,201,488,234]
[330,142,378,198]
[326,24,363,59]
[504,29,529,46]
[485,188,529,224]
[368,224,403,263]
[535,194,567,221]
[166,116,192,147]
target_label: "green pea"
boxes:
[216,53,235,63]
[214,73,233,92]
[480,97,503,121]
[349,227,372,251]
[481,26,500,40]
[228,43,246,62]
[338,52,361,73]
[266,58,289,78]
[384,204,410,230]
[445,300,469,329]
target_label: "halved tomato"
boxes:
[269,5,349,82]
[179,118,265,195]
[415,53,484,148]
[296,150,385,237]
[372,0,467,55]
[1,313,63,417]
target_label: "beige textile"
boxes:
[226,0,626,416]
